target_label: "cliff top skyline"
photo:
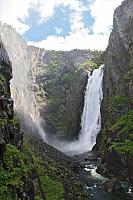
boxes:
[0,0,123,50]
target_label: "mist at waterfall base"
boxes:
[52,65,104,155]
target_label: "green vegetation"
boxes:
[0,114,18,129]
[0,74,6,95]
[0,143,34,199]
[9,117,19,128]
[110,110,133,136]
[27,138,86,200]
[35,196,43,200]
[46,96,60,106]
[62,73,74,89]
[0,74,6,85]
[31,144,65,200]
[109,96,130,106]
[104,96,132,126]
[124,71,133,82]
[110,140,133,155]
[0,142,65,200]
[90,50,104,66]
[109,110,133,155]
[33,156,64,200]
[48,61,61,73]
[80,60,98,71]
[0,118,8,128]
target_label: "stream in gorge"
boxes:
[61,65,133,200]
[75,151,133,200]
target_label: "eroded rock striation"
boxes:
[95,0,133,183]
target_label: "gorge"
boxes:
[0,0,133,199]
[0,22,104,154]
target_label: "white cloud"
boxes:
[28,30,108,51]
[90,0,124,34]
[28,0,123,50]
[0,0,124,49]
[68,0,87,33]
[0,0,88,34]
[0,0,32,34]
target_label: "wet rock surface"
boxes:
[95,0,133,184]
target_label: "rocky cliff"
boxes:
[26,47,102,140]
[95,0,133,184]
[0,23,103,141]
[0,39,22,161]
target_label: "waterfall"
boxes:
[79,64,104,149]
[0,23,104,155]
[58,64,104,155]
[0,23,46,140]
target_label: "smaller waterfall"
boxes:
[58,64,104,155]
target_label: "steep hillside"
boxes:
[95,0,133,183]
[0,40,88,200]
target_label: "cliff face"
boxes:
[0,23,103,140]
[0,39,22,161]
[96,0,133,183]
[31,49,90,140]
[27,47,103,140]
[27,48,102,140]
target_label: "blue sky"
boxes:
[24,5,72,41]
[24,0,94,42]
[0,0,123,50]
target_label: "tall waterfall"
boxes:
[0,23,104,155]
[0,23,46,140]
[59,65,104,155]
[79,64,104,149]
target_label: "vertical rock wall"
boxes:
[0,40,22,162]
[96,0,133,182]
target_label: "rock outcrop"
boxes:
[95,0,133,183]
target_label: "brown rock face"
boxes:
[95,0,133,183]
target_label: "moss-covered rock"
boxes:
[95,0,133,183]
[0,142,66,200]
[0,40,22,163]
[25,135,88,200]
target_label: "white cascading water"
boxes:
[79,64,104,149]
[58,64,104,155]
[0,23,46,140]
